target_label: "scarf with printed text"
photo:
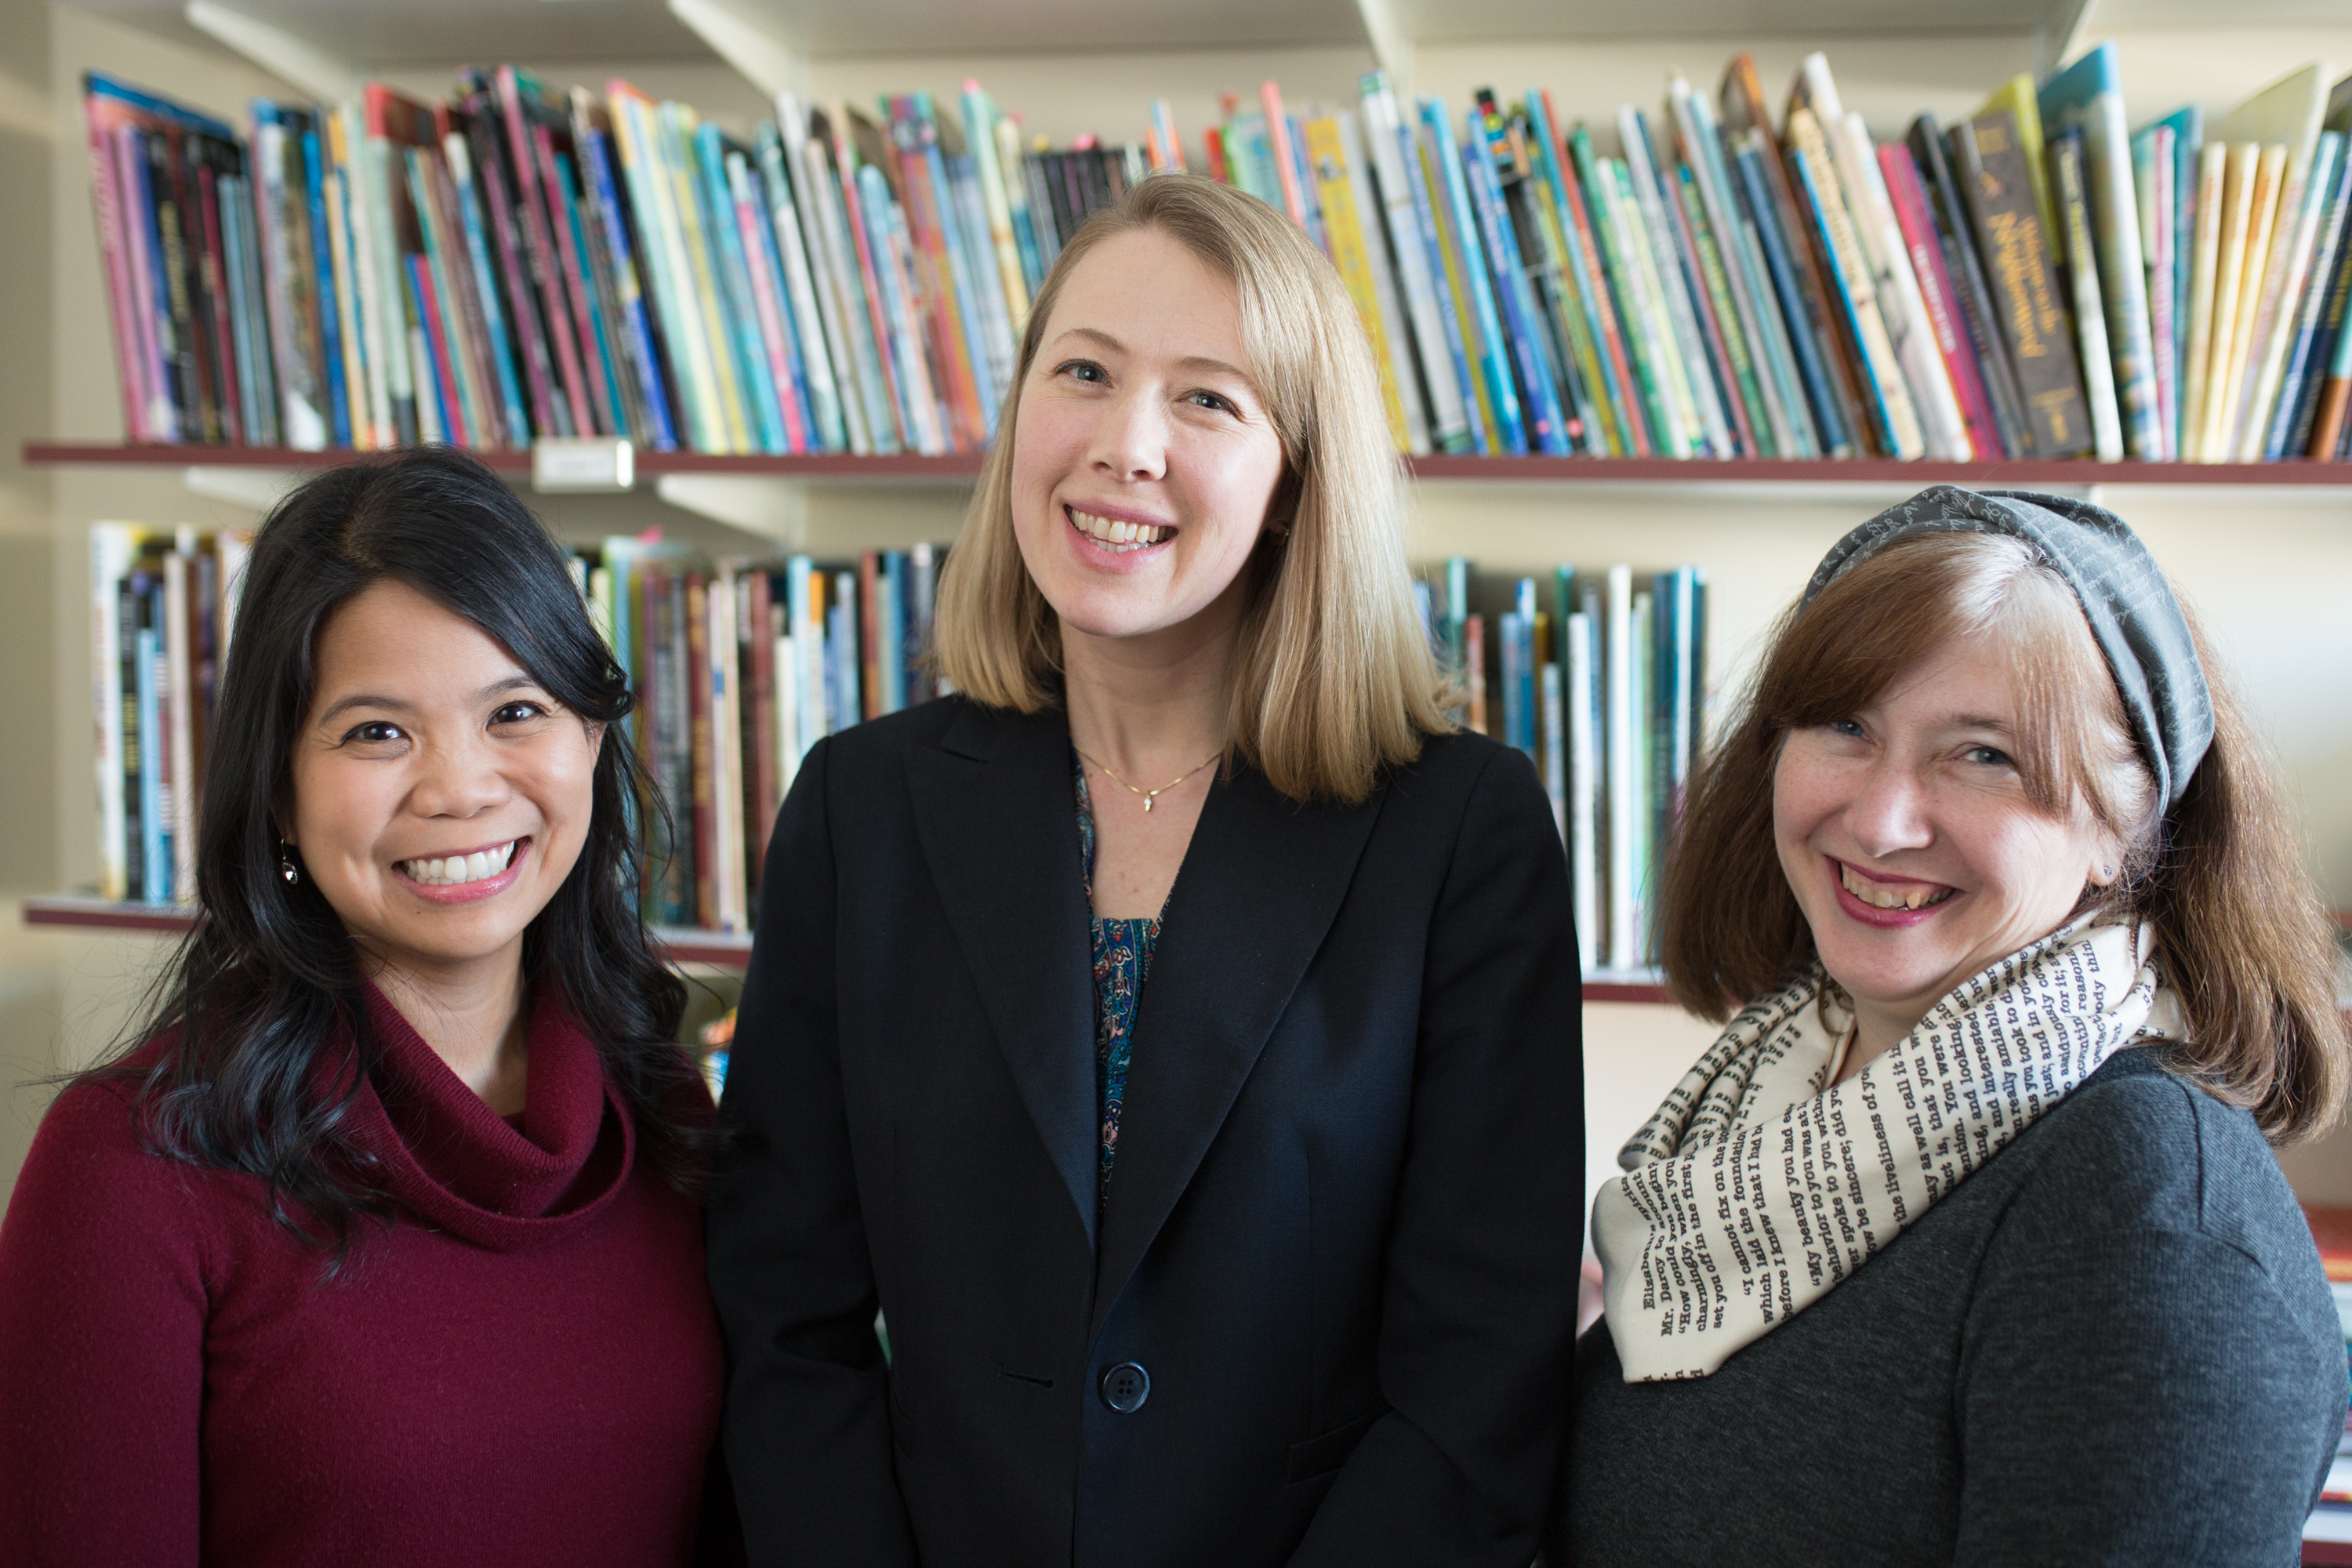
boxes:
[1592,915,2183,1381]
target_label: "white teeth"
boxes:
[1068,507,1168,552]
[1840,862,1952,912]
[403,840,517,887]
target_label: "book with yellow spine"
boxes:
[1306,113,1412,451]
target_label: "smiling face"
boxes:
[285,579,602,990]
[1773,626,2128,1040]
[1007,225,1289,653]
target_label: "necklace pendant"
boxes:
[1142,796,1154,812]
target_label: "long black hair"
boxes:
[89,445,700,1254]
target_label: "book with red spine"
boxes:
[487,66,594,436]
[1880,143,2005,460]
[456,87,564,439]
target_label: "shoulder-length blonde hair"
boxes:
[930,172,1450,804]
[1660,529,2350,1143]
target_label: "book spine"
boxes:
[2283,147,2352,457]
[1881,143,2004,463]
[2238,134,2343,459]
[679,115,775,452]
[163,551,194,903]
[470,103,565,441]
[1723,134,1830,457]
[834,134,917,452]
[725,148,809,452]
[1951,115,2092,457]
[805,132,901,452]
[611,89,718,450]
[2052,80,2164,459]
[2138,127,2179,461]
[320,123,369,448]
[1788,110,1922,459]
[1719,58,1874,451]
[85,100,153,441]
[1618,107,1730,457]
[1436,110,1536,453]
[2202,143,2285,460]
[1401,110,1490,452]
[1913,115,2031,458]
[862,163,949,455]
[1817,110,1945,457]
[535,129,625,436]
[756,119,847,452]
[2053,130,2125,461]
[498,71,596,437]
[2267,141,2352,458]
[1466,125,1573,455]
[2180,140,2232,459]
[443,134,533,447]
[580,125,677,450]
[746,568,778,875]
[408,252,466,448]
[684,574,715,930]
[407,150,488,445]
[1538,99,1642,455]
[1357,75,1471,452]
[193,155,246,445]
[1572,129,1676,456]
[1307,114,1414,451]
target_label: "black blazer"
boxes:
[707,696,1583,1568]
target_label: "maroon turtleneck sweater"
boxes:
[0,987,724,1567]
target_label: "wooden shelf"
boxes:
[17,895,1677,1001]
[29,442,2352,492]
[23,441,985,484]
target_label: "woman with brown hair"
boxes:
[707,174,1582,1567]
[1558,486,2349,1566]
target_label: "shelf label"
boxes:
[532,437,634,493]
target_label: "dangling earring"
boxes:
[279,842,300,885]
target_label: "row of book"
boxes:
[84,520,1704,970]
[82,49,2352,466]
[1304,49,2352,463]
[1424,561,1706,971]
[88,524,250,906]
[82,66,1141,457]
[582,535,948,932]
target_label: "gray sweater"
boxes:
[1555,1049,2347,1566]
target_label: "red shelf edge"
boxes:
[26,441,2352,488]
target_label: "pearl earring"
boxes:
[280,843,299,885]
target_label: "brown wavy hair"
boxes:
[1659,529,2348,1143]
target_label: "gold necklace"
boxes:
[1074,746,1221,812]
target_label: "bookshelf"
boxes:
[29,440,2352,491]
[27,0,2352,1308]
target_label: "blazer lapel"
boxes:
[906,701,1101,1250]
[1089,762,1385,1341]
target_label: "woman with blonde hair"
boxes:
[1558,487,2349,1565]
[708,174,1582,1566]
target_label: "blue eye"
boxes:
[1055,359,1107,383]
[1187,389,1239,414]
[1963,745,2014,767]
[1829,718,1866,739]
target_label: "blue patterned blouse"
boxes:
[1076,754,1160,1200]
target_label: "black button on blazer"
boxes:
[707,695,1584,1568]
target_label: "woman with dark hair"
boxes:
[0,447,724,1566]
[1556,488,2350,1565]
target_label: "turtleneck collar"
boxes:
[350,983,636,1253]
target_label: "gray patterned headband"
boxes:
[1801,486,2212,812]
